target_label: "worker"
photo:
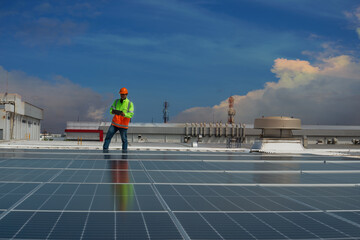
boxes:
[103,87,134,152]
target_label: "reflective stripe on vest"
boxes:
[110,99,118,112]
[111,121,129,129]
[127,101,134,114]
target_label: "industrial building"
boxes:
[65,120,360,147]
[0,93,43,141]
[65,97,360,147]
[2,111,360,239]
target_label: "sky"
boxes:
[0,0,360,132]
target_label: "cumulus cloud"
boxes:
[267,58,319,89]
[87,106,106,121]
[0,66,109,132]
[344,6,360,39]
[346,6,360,21]
[172,55,360,125]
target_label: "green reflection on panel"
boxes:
[105,153,135,211]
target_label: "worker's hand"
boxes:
[112,109,125,116]
[112,109,122,115]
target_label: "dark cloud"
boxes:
[0,66,110,133]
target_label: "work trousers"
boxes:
[103,125,128,151]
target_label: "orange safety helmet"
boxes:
[119,88,128,94]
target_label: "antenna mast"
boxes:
[6,72,8,94]
[228,96,236,124]
[163,101,169,123]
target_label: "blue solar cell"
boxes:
[54,184,79,195]
[116,212,149,239]
[33,183,59,194]
[176,213,223,239]
[137,196,164,211]
[202,213,256,239]
[0,183,17,193]
[65,195,93,211]
[132,184,155,196]
[15,194,50,210]
[8,183,38,194]
[143,213,183,239]
[95,184,115,195]
[0,194,26,209]
[163,195,193,211]
[278,212,349,239]
[228,213,288,239]
[40,195,72,210]
[75,184,97,195]
[191,185,218,196]
[48,212,88,239]
[204,196,243,211]
[333,212,360,225]
[15,212,61,239]
[305,212,360,238]
[249,213,319,239]
[157,184,179,196]
[227,196,267,211]
[82,212,115,239]
[183,196,219,211]
[0,211,33,238]
[90,195,115,211]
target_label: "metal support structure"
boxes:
[163,101,169,123]
[228,96,236,124]
[183,122,245,147]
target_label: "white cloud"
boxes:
[87,106,106,121]
[0,66,109,132]
[268,58,319,89]
[344,6,360,39]
[172,54,360,125]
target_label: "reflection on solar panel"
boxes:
[0,149,359,239]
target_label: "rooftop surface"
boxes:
[0,142,359,239]
[1,140,360,154]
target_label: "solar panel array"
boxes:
[0,149,359,239]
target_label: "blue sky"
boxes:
[1,0,360,132]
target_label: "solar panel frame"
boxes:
[0,149,359,239]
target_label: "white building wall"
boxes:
[4,113,10,140]
[0,93,43,141]
[0,110,5,140]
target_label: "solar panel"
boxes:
[0,148,359,239]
